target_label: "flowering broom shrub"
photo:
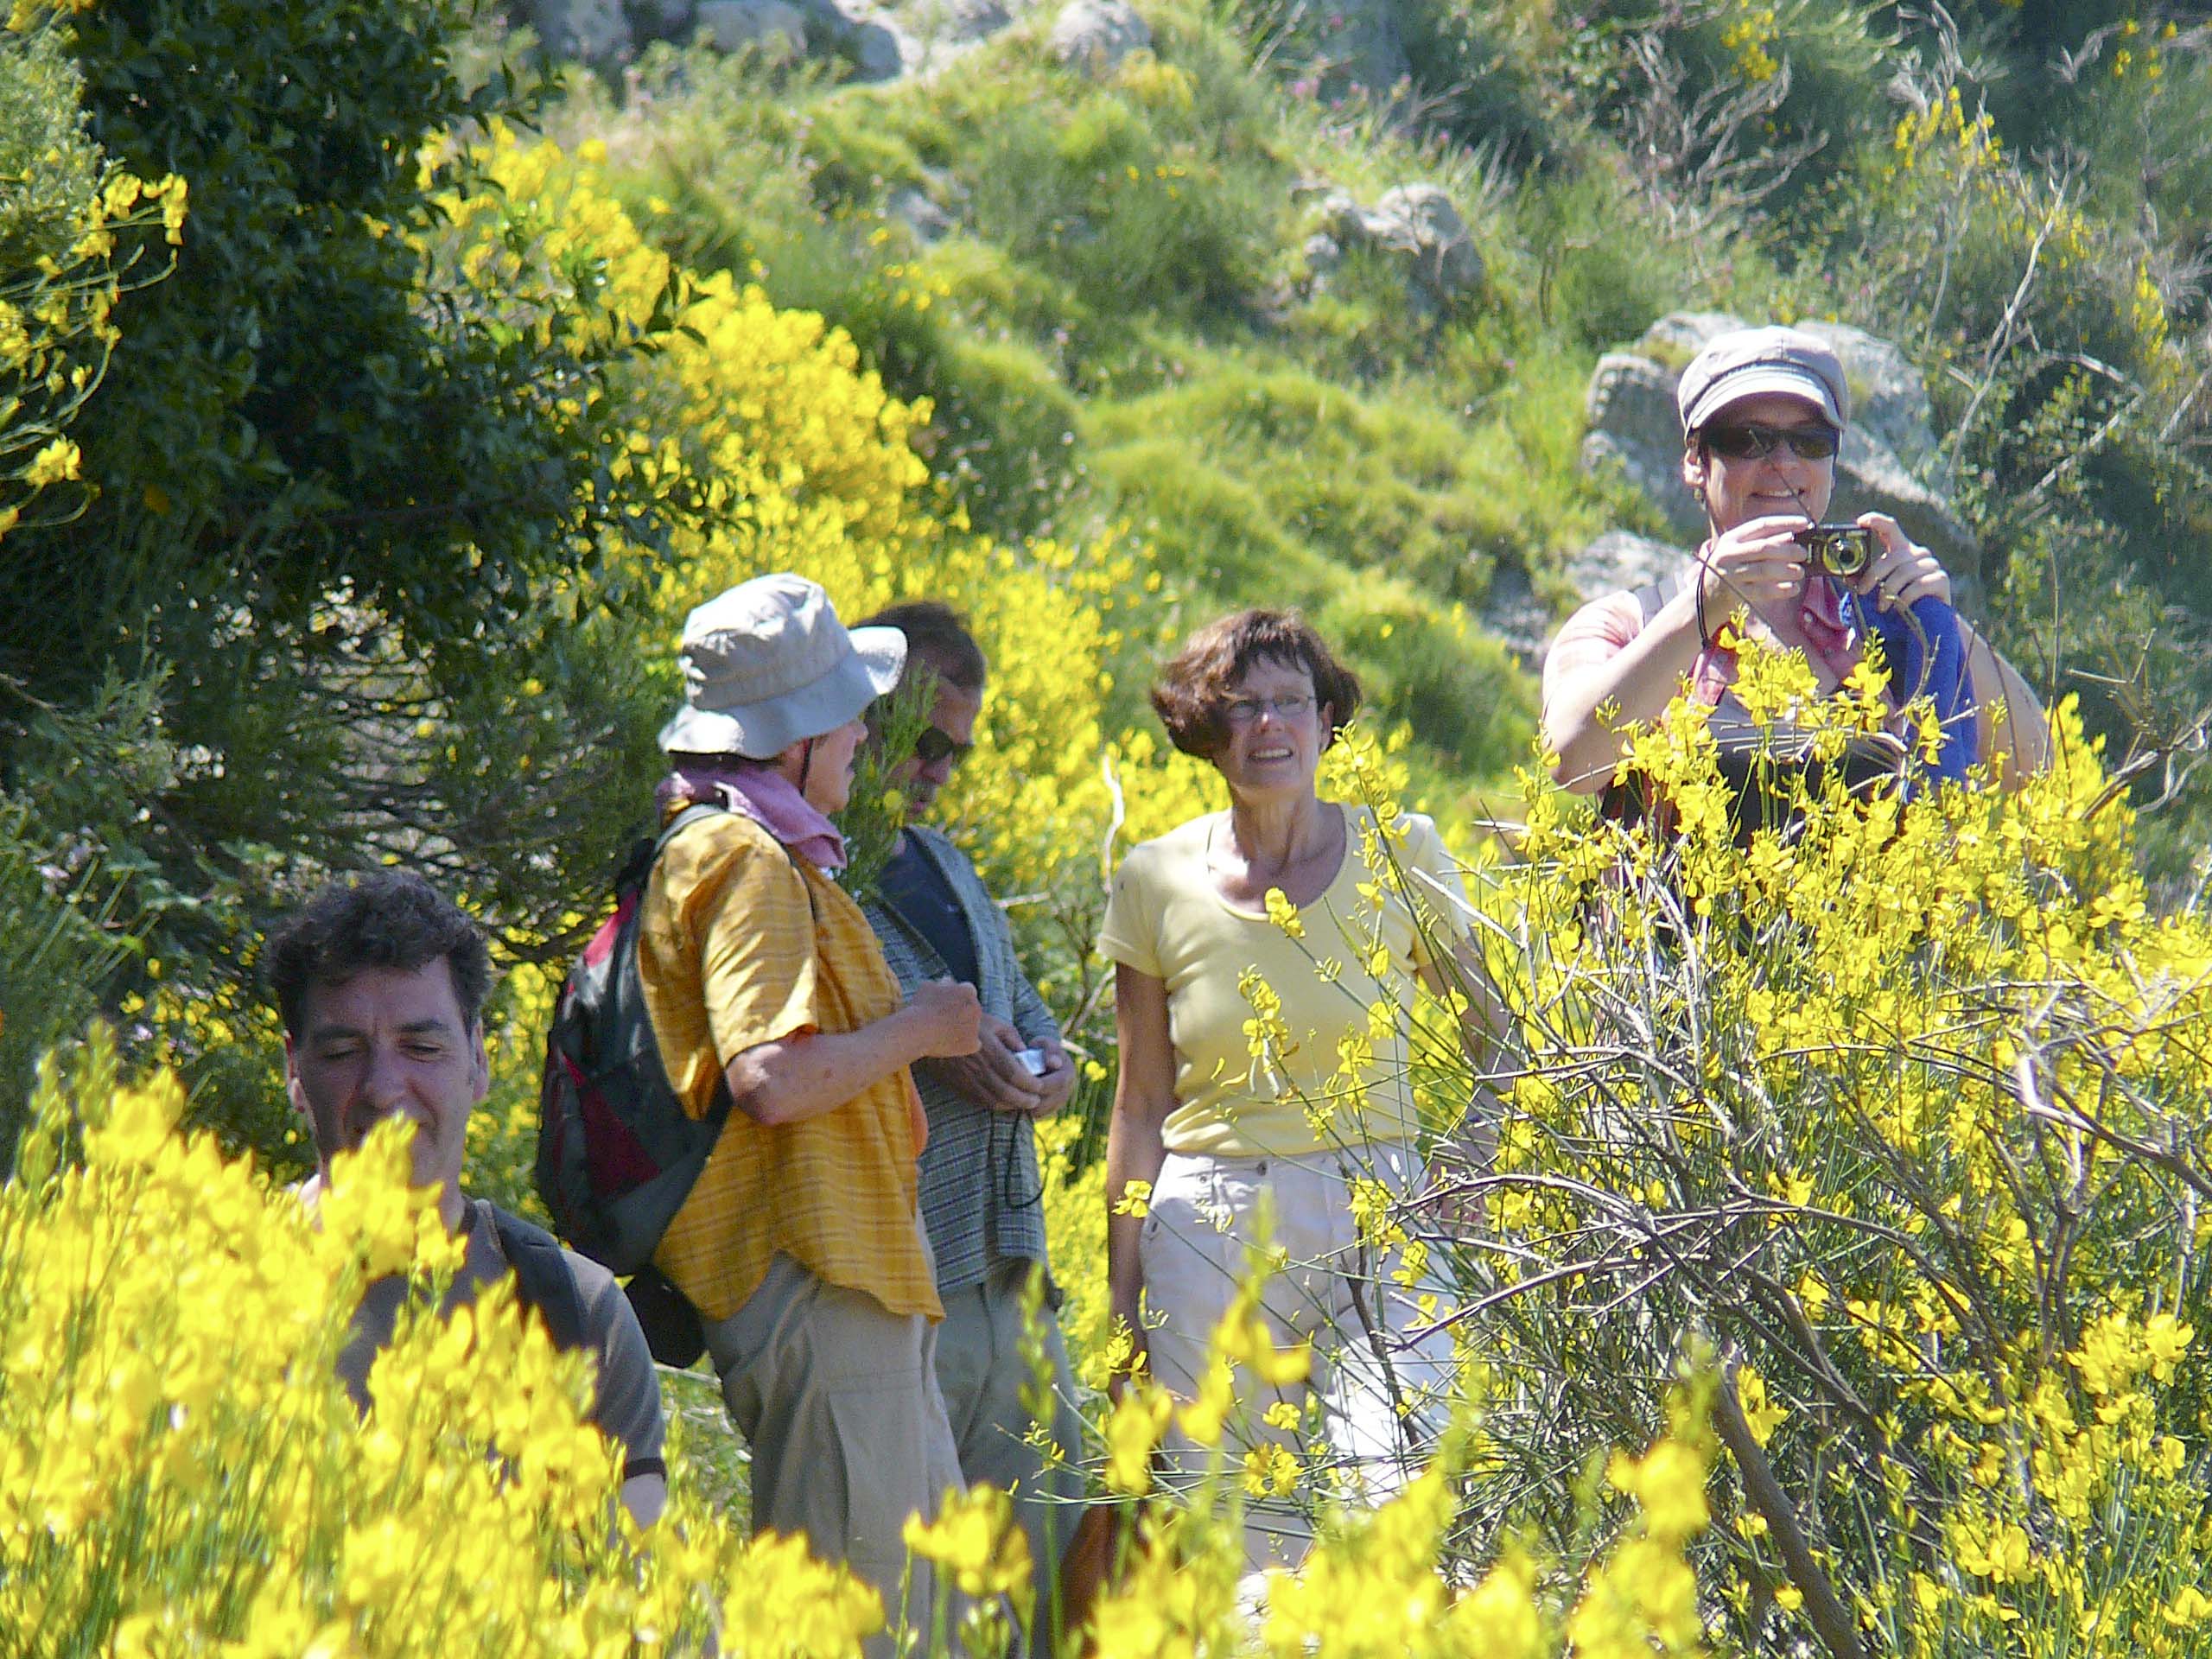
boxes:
[435,128,1221,908]
[429,131,1225,1212]
[2,1029,1725,1656]
[0,4,188,1151]
[0,10,183,546]
[0,1033,884,1656]
[1247,639,2212,1655]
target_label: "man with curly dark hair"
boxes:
[268,869,667,1529]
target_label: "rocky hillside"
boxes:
[499,0,2210,851]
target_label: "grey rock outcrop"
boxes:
[1302,232,1343,276]
[523,0,632,60]
[1570,531,1688,602]
[707,0,908,79]
[696,0,808,52]
[1583,352,1690,530]
[887,183,955,244]
[1802,320,1941,474]
[1581,311,1977,579]
[843,15,914,77]
[1049,0,1150,73]
[1485,532,1690,664]
[1313,183,1483,310]
[628,0,699,35]
[927,0,1014,47]
[1478,563,1554,663]
[523,0,1027,81]
[1315,0,1410,99]
[843,0,1014,77]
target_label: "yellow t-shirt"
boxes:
[639,810,940,1325]
[1096,806,1470,1157]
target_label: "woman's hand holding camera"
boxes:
[1692,512,1952,646]
[1691,514,1813,646]
[1847,512,1951,613]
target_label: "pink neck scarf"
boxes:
[655,759,847,871]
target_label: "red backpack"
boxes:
[534,803,732,1281]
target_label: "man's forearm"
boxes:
[725,1013,930,1127]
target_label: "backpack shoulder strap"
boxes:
[1633,571,1686,628]
[488,1204,588,1354]
[614,800,732,899]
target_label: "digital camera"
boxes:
[1798,523,1877,580]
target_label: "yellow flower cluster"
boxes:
[4,0,96,33]
[1570,1374,1713,1657]
[0,14,187,543]
[1889,85,2004,180]
[1076,1268,1719,1658]
[2108,18,2178,81]
[1718,2,1781,84]
[0,1039,894,1653]
[904,1481,1035,1650]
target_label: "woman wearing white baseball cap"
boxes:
[1542,324,2049,820]
[636,572,983,1652]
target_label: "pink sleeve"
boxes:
[1541,593,1645,698]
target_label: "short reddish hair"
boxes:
[1150,609,1363,759]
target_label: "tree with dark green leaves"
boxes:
[0,2,690,1169]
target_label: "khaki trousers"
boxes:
[931,1258,1086,1657]
[705,1248,965,1657]
[1137,1145,1458,1580]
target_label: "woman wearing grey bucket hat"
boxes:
[632,572,983,1652]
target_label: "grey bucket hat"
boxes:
[1677,325,1850,435]
[657,573,906,759]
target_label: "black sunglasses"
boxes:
[1700,421,1841,461]
[912,725,972,767]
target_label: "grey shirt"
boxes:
[334,1198,665,1478]
[862,825,1061,1294]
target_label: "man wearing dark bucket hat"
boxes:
[636,572,982,1650]
[1543,324,2050,807]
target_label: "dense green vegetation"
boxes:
[544,0,2210,840]
[3,0,2209,1166]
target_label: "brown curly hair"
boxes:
[265,870,493,1042]
[1150,609,1363,760]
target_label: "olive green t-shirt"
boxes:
[335,1198,665,1479]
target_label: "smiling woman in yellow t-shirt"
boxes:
[1097,608,1498,1590]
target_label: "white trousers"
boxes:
[1137,1144,1459,1576]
